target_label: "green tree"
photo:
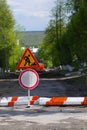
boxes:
[38,0,66,67]
[65,0,87,67]
[38,0,87,68]
[38,21,57,67]
[0,0,21,71]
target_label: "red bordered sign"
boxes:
[17,48,40,70]
[19,69,39,90]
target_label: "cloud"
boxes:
[7,0,55,30]
[7,0,54,18]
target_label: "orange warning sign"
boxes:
[17,48,40,69]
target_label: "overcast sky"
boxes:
[7,0,55,31]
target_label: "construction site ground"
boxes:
[0,71,87,130]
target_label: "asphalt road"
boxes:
[0,74,87,130]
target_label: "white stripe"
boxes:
[64,97,84,105]
[39,97,51,105]
[0,97,12,106]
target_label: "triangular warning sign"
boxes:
[17,48,40,70]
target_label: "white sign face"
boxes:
[19,69,39,90]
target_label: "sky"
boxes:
[7,0,55,31]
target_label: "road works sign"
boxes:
[17,48,40,69]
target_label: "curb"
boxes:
[0,96,87,107]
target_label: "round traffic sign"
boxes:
[19,69,39,90]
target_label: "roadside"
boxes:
[0,71,87,97]
[0,71,87,130]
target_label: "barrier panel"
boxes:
[0,96,87,107]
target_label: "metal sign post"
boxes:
[28,90,30,107]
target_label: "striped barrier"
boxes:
[0,96,87,106]
[39,97,87,106]
[0,96,39,107]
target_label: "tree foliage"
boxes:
[65,0,87,66]
[0,0,21,71]
[38,0,87,69]
[38,0,67,67]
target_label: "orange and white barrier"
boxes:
[0,96,87,106]
[0,96,39,107]
[39,97,87,106]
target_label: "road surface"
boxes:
[0,74,87,130]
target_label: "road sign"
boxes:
[19,69,39,90]
[17,48,40,69]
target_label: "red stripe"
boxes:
[46,97,67,106]
[8,97,18,106]
[30,96,39,105]
[81,97,87,105]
